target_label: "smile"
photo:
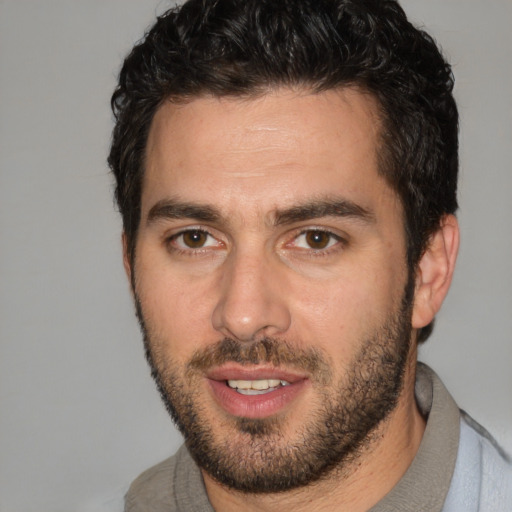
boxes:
[227,379,291,395]
[206,368,308,418]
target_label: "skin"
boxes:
[125,87,459,511]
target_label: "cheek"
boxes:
[135,262,220,360]
[290,262,405,352]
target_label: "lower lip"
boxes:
[208,379,308,419]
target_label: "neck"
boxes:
[203,353,425,512]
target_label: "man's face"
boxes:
[130,88,414,491]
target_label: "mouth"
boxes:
[205,366,309,419]
[226,378,290,395]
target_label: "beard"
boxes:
[135,280,414,494]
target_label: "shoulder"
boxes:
[461,412,512,504]
[442,411,512,512]
[124,452,179,512]
[124,444,212,512]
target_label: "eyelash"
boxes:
[165,226,346,258]
[289,229,345,256]
[166,228,223,255]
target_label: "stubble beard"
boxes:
[135,282,414,494]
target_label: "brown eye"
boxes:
[168,229,223,254]
[304,230,332,249]
[181,230,209,248]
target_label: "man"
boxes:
[108,0,512,510]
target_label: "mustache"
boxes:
[187,337,332,384]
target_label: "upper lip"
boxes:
[205,364,308,384]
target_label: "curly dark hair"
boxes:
[108,0,458,343]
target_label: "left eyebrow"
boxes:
[274,198,375,226]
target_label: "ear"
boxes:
[122,232,133,283]
[412,215,460,329]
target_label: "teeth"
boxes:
[227,378,290,393]
[236,388,272,395]
[252,379,280,390]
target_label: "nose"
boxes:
[211,250,291,342]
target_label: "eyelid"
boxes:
[165,225,225,252]
[285,227,347,251]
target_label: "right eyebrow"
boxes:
[146,199,221,225]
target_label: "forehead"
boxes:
[143,88,394,221]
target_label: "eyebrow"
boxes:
[147,199,221,225]
[146,196,374,227]
[274,198,375,226]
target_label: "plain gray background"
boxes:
[1,1,511,510]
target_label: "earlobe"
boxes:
[412,215,460,329]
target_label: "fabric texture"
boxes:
[124,364,512,511]
[442,411,512,511]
